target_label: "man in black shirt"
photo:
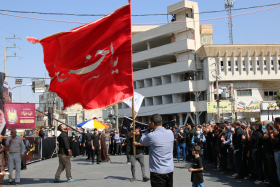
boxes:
[91,128,100,164]
[128,129,149,182]
[188,146,203,187]
[232,121,245,179]
[109,130,115,155]
[54,124,75,183]
[176,127,187,162]
[84,129,92,159]
[246,122,264,185]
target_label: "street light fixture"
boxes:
[15,79,22,85]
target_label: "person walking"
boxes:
[104,129,110,154]
[54,124,75,183]
[176,127,187,162]
[5,129,25,185]
[188,146,204,187]
[84,129,93,159]
[91,129,100,164]
[140,114,174,187]
[21,135,30,170]
[128,129,149,182]
[114,130,122,155]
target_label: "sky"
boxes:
[0,0,279,105]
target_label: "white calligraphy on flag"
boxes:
[124,92,145,113]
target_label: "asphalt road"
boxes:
[3,155,255,186]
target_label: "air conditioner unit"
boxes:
[32,80,45,93]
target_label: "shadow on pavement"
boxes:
[3,178,88,185]
[104,176,130,181]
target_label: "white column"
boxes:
[178,113,183,127]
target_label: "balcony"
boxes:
[133,39,195,63]
[133,60,201,81]
[134,80,206,98]
[118,101,207,117]
[132,19,194,45]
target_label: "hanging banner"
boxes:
[236,101,260,112]
[207,102,232,113]
[124,92,145,113]
[4,103,36,129]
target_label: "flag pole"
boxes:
[132,96,136,156]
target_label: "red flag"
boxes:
[27,3,133,110]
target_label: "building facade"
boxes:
[37,87,103,129]
[114,0,209,126]
[197,44,280,123]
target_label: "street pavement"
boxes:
[3,155,255,187]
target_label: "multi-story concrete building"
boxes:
[37,86,103,129]
[197,44,280,123]
[115,0,209,126]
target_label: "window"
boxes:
[68,116,77,127]
[271,60,274,70]
[278,60,280,70]
[242,61,246,71]
[237,89,252,96]
[257,61,260,71]
[220,61,224,71]
[264,91,278,97]
[250,61,253,71]
[235,61,238,71]
[228,61,231,71]
[264,60,267,70]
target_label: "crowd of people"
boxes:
[171,118,280,187]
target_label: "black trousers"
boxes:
[150,172,173,187]
[86,142,92,159]
[92,146,99,163]
[21,152,27,169]
[116,143,122,155]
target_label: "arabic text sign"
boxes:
[236,101,260,112]
[4,103,36,129]
[207,102,232,113]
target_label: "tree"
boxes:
[275,91,280,108]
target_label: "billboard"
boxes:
[4,103,36,129]
[207,102,232,113]
[236,101,260,112]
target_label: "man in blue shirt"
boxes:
[140,114,174,187]
[114,130,122,155]
[191,126,206,166]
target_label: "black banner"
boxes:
[42,137,56,159]
[120,117,176,138]
[120,117,148,137]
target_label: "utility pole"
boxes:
[216,62,220,123]
[224,0,235,44]
[53,93,57,138]
[230,83,235,123]
[3,36,21,80]
[115,104,119,130]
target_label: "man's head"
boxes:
[233,121,241,129]
[274,117,280,131]
[196,127,201,135]
[98,129,102,135]
[192,146,201,155]
[58,124,66,132]
[86,128,90,133]
[179,127,183,133]
[116,129,119,134]
[135,129,140,136]
[94,128,98,134]
[149,114,162,130]
[11,128,17,138]
[253,122,262,131]
[105,129,109,133]
[41,126,45,131]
